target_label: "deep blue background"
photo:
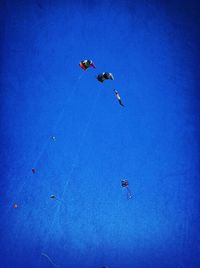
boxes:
[0,1,200,267]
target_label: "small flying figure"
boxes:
[32,168,36,174]
[114,89,124,107]
[121,179,133,199]
[79,60,96,70]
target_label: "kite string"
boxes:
[34,72,84,168]
[38,89,101,266]
[59,88,101,201]
[52,73,84,133]
[16,73,84,198]
[41,253,60,268]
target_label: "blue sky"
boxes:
[0,1,200,267]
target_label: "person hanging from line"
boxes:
[114,89,124,107]
[79,60,96,70]
[121,179,132,199]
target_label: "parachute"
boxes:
[96,72,114,82]
[121,179,129,188]
[79,60,96,70]
[121,179,132,199]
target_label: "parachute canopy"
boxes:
[121,179,129,188]
[79,60,96,70]
[97,72,114,82]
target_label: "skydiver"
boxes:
[114,89,124,107]
[121,179,132,199]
